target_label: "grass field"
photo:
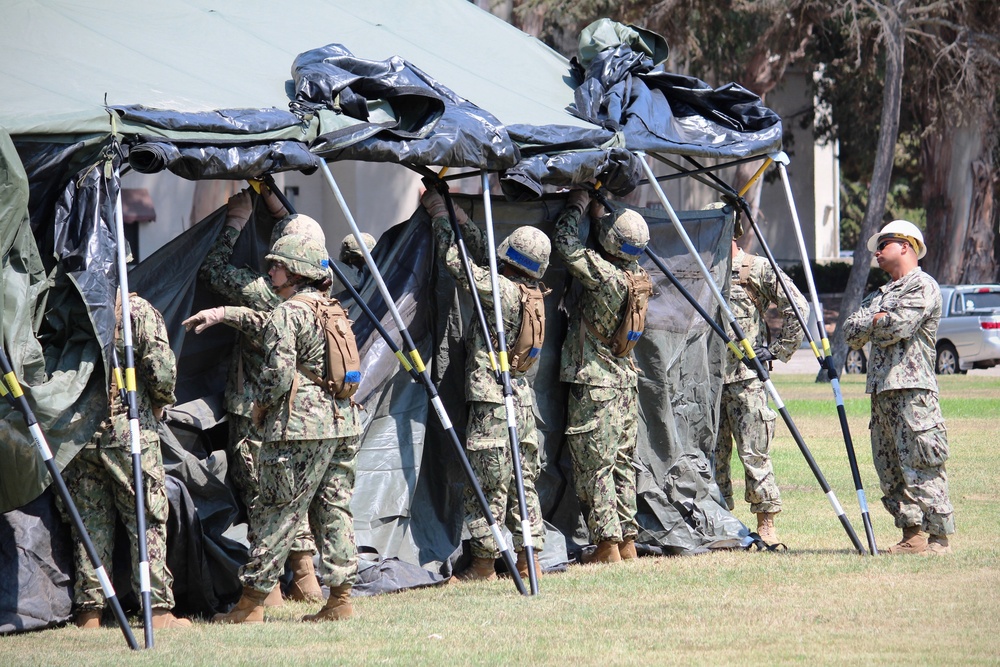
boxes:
[3,374,998,666]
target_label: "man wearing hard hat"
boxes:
[844,220,955,555]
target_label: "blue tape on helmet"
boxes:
[619,242,643,256]
[504,247,541,273]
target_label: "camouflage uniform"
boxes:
[431,213,545,560]
[844,267,954,536]
[714,249,807,514]
[63,295,177,611]
[553,204,645,545]
[200,226,315,553]
[234,287,363,595]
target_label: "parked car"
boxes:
[844,283,1000,375]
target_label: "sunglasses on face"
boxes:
[876,239,907,252]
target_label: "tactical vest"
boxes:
[586,269,653,358]
[290,294,362,400]
[508,283,548,374]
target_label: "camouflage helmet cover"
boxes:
[340,232,376,262]
[270,213,326,247]
[265,234,330,281]
[498,226,550,279]
[599,208,649,260]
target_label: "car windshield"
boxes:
[958,291,1000,311]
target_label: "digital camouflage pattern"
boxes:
[242,436,361,592]
[724,249,807,384]
[431,213,545,558]
[240,285,363,593]
[869,388,954,535]
[565,384,639,543]
[845,267,953,536]
[554,204,646,544]
[463,400,544,559]
[202,227,316,554]
[553,205,643,388]
[715,249,805,513]
[843,267,941,394]
[63,295,177,610]
[714,378,780,513]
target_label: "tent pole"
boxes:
[480,173,539,595]
[773,155,878,555]
[0,348,139,650]
[675,151,878,557]
[316,161,528,595]
[632,151,865,554]
[109,157,155,646]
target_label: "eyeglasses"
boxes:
[876,238,907,252]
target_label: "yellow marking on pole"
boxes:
[0,381,8,397]
[487,352,498,372]
[438,167,449,178]
[822,338,832,357]
[727,342,744,358]
[114,368,125,392]
[247,179,263,194]
[409,350,427,373]
[498,350,510,373]
[740,339,756,358]
[394,350,413,372]
[125,368,137,392]
[4,372,23,398]
[810,341,821,357]
[737,157,774,197]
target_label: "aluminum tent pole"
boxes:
[633,152,865,554]
[316,161,527,594]
[480,172,538,595]
[109,158,155,646]
[773,153,878,555]
[0,347,139,649]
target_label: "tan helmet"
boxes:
[599,208,649,261]
[340,232,376,265]
[867,219,926,259]
[498,226,550,279]
[265,234,330,281]
[270,213,326,247]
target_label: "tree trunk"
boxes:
[920,117,998,284]
[824,1,908,381]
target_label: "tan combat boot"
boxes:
[582,540,623,565]
[455,556,498,582]
[886,526,928,555]
[302,584,353,622]
[516,549,543,581]
[75,609,102,629]
[287,551,324,603]
[618,538,638,560]
[211,586,268,624]
[263,586,284,607]
[150,609,193,629]
[923,534,952,556]
[756,512,779,545]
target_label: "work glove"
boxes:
[420,189,467,224]
[260,182,288,218]
[225,189,253,231]
[753,346,775,363]
[565,189,590,215]
[182,307,225,334]
[589,199,607,220]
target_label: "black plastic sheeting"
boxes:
[294,44,519,172]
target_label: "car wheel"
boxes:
[845,348,867,374]
[935,342,963,375]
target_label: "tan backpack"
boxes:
[291,294,361,400]
[508,283,548,374]
[587,269,653,358]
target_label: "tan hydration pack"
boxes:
[291,294,361,400]
[587,269,653,358]
[508,283,548,374]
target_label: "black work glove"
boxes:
[753,346,775,363]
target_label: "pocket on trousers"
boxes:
[912,428,949,468]
[258,453,295,506]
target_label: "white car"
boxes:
[844,283,1000,375]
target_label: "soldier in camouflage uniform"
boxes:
[845,220,954,556]
[715,239,807,544]
[554,189,651,565]
[197,187,327,603]
[210,234,364,623]
[421,190,548,583]
[63,292,191,629]
[335,232,376,293]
